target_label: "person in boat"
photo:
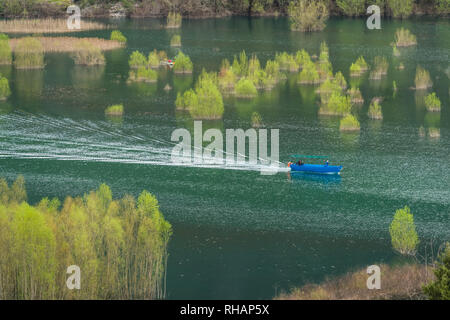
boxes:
[325,160,329,166]
[297,160,303,166]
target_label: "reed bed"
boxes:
[9,37,124,53]
[0,19,108,34]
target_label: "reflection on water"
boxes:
[71,65,105,89]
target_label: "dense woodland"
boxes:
[0,176,172,299]
[0,0,448,18]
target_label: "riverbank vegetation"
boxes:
[13,37,45,69]
[347,87,364,104]
[0,34,12,65]
[339,114,360,131]
[110,30,127,43]
[423,243,450,299]
[277,263,432,300]
[0,176,172,299]
[395,28,417,47]
[235,78,258,98]
[424,92,441,112]
[0,19,107,33]
[414,66,433,90]
[0,75,11,100]
[170,35,181,47]
[105,104,124,116]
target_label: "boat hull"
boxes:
[289,163,342,175]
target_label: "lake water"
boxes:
[0,17,449,299]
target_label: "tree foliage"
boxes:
[423,243,450,300]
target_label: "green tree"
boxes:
[10,175,27,203]
[288,0,329,32]
[389,206,419,255]
[423,243,450,300]
[387,0,413,18]
[336,0,366,16]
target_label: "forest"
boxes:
[0,176,172,299]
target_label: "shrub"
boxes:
[71,40,105,66]
[424,92,441,112]
[0,75,11,100]
[369,56,388,79]
[170,35,181,47]
[264,59,282,89]
[387,0,413,18]
[395,28,417,47]
[173,51,193,74]
[415,66,433,90]
[428,127,440,138]
[129,51,147,69]
[423,243,450,300]
[320,92,352,116]
[368,100,383,119]
[251,112,263,128]
[435,0,450,14]
[339,114,360,131]
[288,0,329,32]
[0,34,12,65]
[247,55,268,88]
[298,60,320,84]
[110,30,127,43]
[336,0,366,16]
[167,12,182,28]
[392,45,400,57]
[295,49,312,69]
[105,104,124,116]
[14,37,44,69]
[128,66,157,83]
[389,206,419,255]
[347,87,364,104]
[235,78,258,98]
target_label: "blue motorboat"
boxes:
[288,155,343,175]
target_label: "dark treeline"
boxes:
[0,176,172,300]
[0,0,448,18]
